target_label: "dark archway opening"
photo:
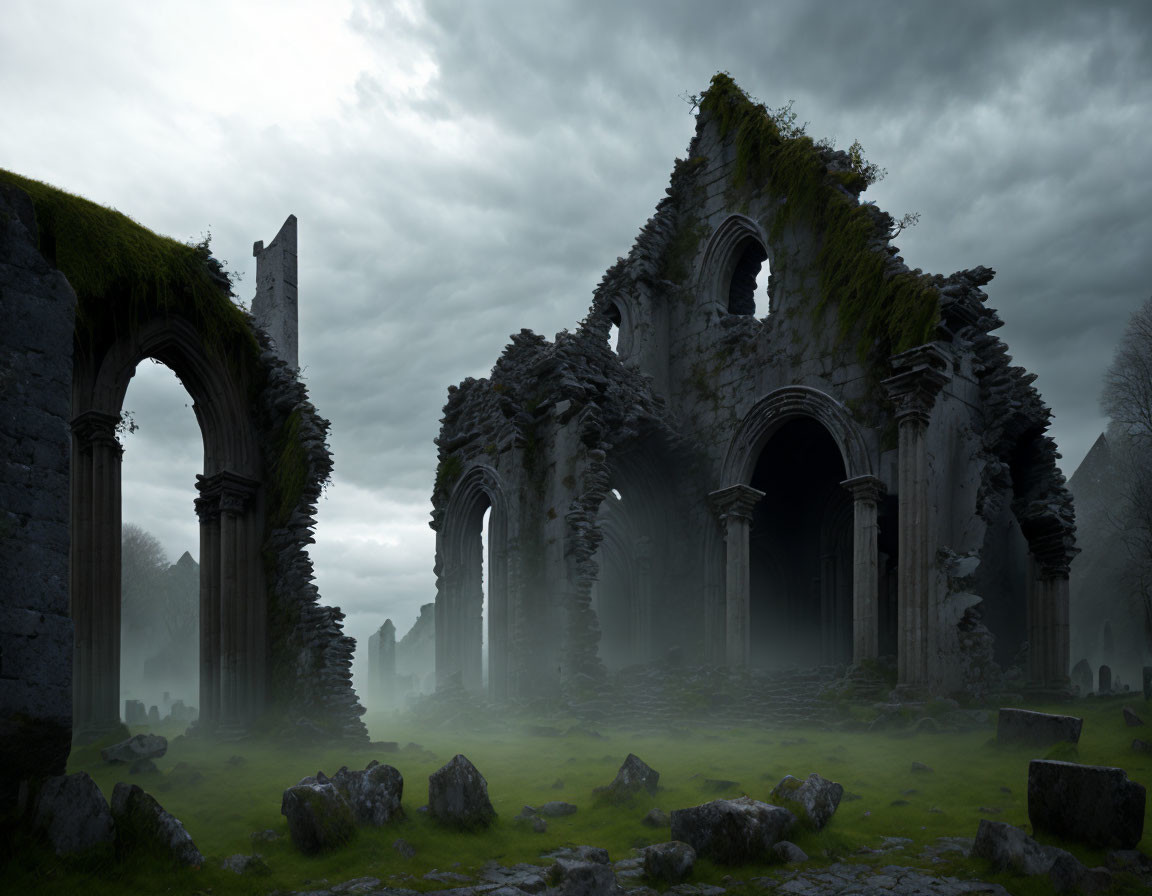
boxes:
[748,417,852,668]
[590,489,635,670]
[728,240,768,316]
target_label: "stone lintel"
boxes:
[883,343,952,421]
[841,474,886,503]
[708,484,765,524]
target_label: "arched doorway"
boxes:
[589,489,639,670]
[71,315,266,740]
[434,465,509,699]
[748,417,853,668]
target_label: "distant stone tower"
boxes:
[368,620,397,705]
[252,215,298,369]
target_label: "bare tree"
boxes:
[121,522,169,633]
[1101,295,1152,646]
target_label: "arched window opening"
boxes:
[728,240,768,316]
[605,302,622,354]
[119,358,201,727]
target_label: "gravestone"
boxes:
[1143,667,1152,700]
[1100,665,1112,694]
[1072,659,1092,695]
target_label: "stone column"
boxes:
[1031,566,1071,689]
[883,345,950,689]
[841,475,885,664]
[196,470,258,732]
[70,411,123,740]
[435,561,460,690]
[709,484,765,668]
[194,488,221,729]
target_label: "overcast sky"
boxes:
[3,0,1150,692]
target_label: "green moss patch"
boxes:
[697,74,940,366]
[0,169,258,365]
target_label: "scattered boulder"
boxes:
[111,782,204,866]
[300,761,403,826]
[392,837,416,858]
[31,772,115,857]
[997,708,1082,746]
[1124,707,1144,727]
[427,754,496,830]
[643,840,695,883]
[670,797,796,865]
[600,753,659,803]
[1028,759,1145,849]
[642,808,670,827]
[100,733,168,764]
[769,773,843,830]
[538,800,578,818]
[532,816,547,833]
[1133,739,1152,755]
[549,853,617,896]
[221,853,270,875]
[971,819,1059,876]
[772,840,808,863]
[280,782,356,853]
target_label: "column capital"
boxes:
[71,410,123,454]
[196,469,260,518]
[841,474,886,504]
[882,343,951,423]
[709,484,765,525]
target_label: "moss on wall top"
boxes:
[697,73,941,363]
[0,168,259,364]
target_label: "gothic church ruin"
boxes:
[431,75,1077,699]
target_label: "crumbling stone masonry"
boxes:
[431,75,1077,699]
[0,170,366,775]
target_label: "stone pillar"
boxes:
[194,489,221,729]
[252,215,298,369]
[709,484,765,668]
[195,470,259,733]
[841,475,885,664]
[70,411,124,740]
[883,345,950,689]
[368,620,396,705]
[1031,567,1071,690]
[435,561,460,690]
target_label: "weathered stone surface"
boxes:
[643,840,695,883]
[971,819,1063,875]
[300,760,403,826]
[769,773,843,830]
[31,772,115,856]
[1028,759,1145,848]
[642,807,670,827]
[996,708,1081,746]
[111,782,204,866]
[538,800,578,817]
[772,840,809,863]
[124,699,147,725]
[101,733,168,764]
[549,858,617,896]
[1123,706,1144,727]
[601,753,659,803]
[670,797,796,865]
[427,754,496,830]
[0,185,75,815]
[221,853,270,875]
[1144,666,1152,700]
[1100,664,1113,693]
[280,782,356,853]
[1072,659,1093,694]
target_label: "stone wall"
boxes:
[0,186,76,812]
[433,74,1076,699]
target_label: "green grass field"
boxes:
[6,694,1152,895]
